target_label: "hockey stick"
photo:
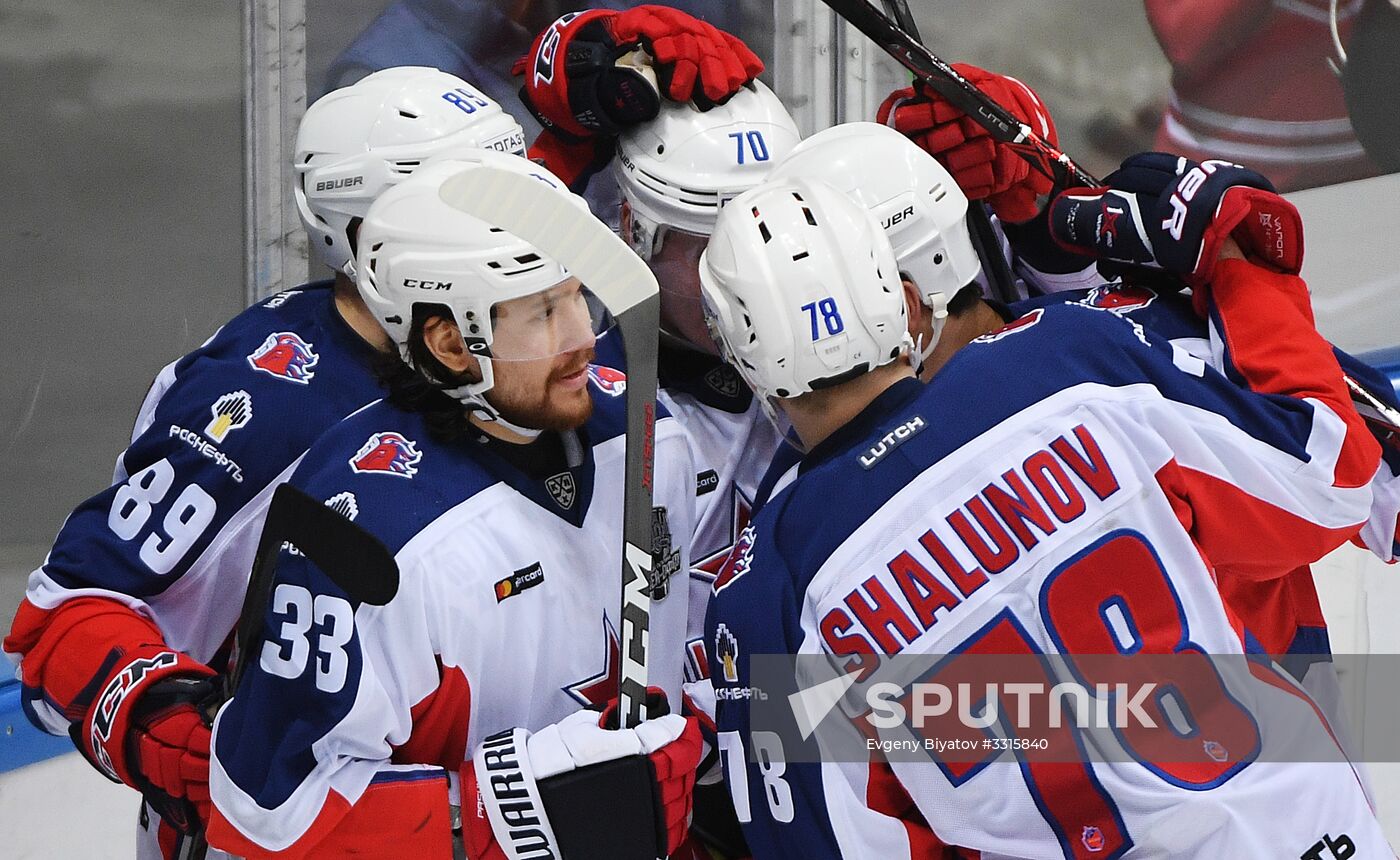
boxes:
[439,165,661,729]
[876,0,1020,303]
[183,483,400,860]
[821,0,1100,189]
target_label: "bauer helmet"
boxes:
[356,152,603,421]
[699,177,909,406]
[295,66,527,279]
[615,79,800,259]
[772,122,981,323]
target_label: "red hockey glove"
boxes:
[514,7,763,140]
[78,645,218,834]
[461,690,702,860]
[1047,152,1303,295]
[877,63,1058,223]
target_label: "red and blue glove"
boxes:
[877,63,1058,223]
[515,7,764,140]
[461,689,702,860]
[79,644,218,834]
[1047,152,1304,289]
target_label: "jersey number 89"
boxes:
[107,459,217,575]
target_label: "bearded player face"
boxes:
[484,277,598,431]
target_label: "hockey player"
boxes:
[1,67,531,859]
[517,10,801,676]
[699,166,1386,855]
[206,155,702,860]
[1143,0,1377,190]
[772,131,1400,745]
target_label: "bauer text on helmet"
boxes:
[772,122,982,314]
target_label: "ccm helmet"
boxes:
[295,66,527,279]
[356,152,598,420]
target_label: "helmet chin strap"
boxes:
[418,349,545,441]
[469,404,545,440]
[448,383,545,440]
[912,294,951,377]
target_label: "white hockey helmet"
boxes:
[295,66,528,279]
[772,122,981,320]
[356,152,600,418]
[699,177,909,406]
[615,79,801,259]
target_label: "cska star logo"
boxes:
[588,364,628,397]
[712,523,756,595]
[248,331,319,384]
[694,487,753,587]
[1082,826,1105,853]
[349,431,422,478]
[563,615,619,707]
[1080,283,1157,314]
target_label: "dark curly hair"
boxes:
[372,303,483,443]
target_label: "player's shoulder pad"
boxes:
[287,400,499,555]
[133,281,383,477]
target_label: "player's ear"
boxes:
[902,277,925,340]
[421,314,479,378]
[619,199,633,238]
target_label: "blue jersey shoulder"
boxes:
[289,370,645,553]
[135,281,384,483]
[40,283,385,598]
[1012,283,1206,343]
[764,303,1312,592]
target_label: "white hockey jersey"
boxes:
[207,369,695,857]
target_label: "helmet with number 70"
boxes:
[699,177,909,408]
[615,79,801,260]
[295,66,528,280]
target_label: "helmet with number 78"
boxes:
[771,122,982,320]
[615,79,801,259]
[699,177,909,406]
[295,66,527,280]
